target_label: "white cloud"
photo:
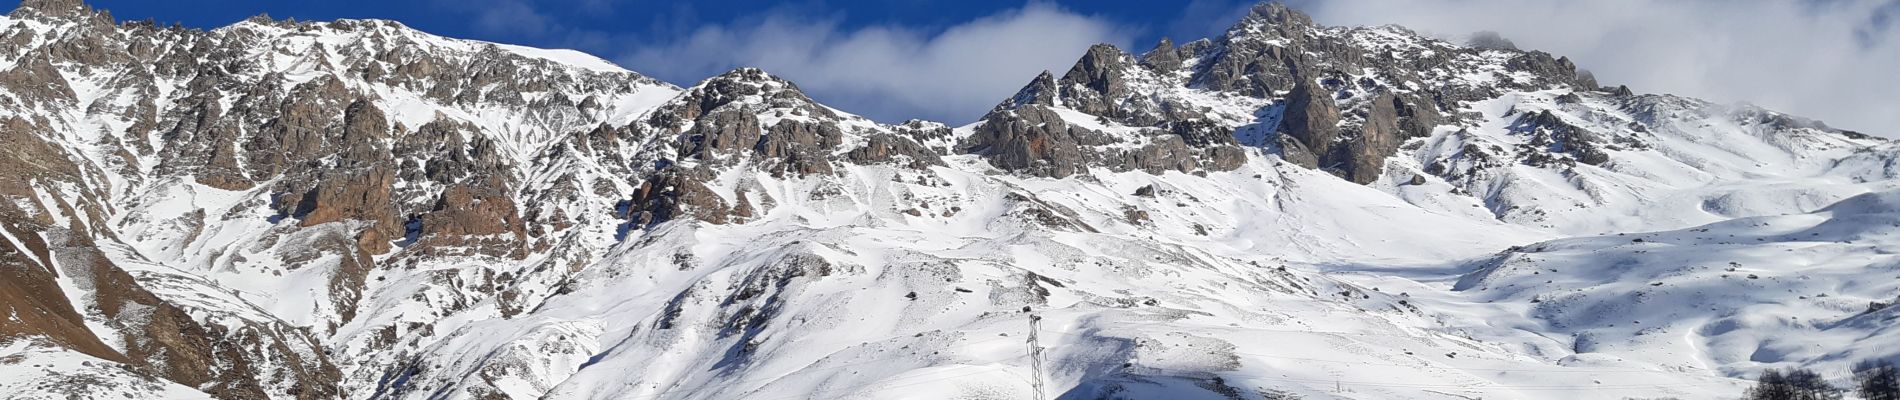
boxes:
[619,3,1135,124]
[1289,0,1900,136]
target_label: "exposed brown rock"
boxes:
[1192,3,1347,97]
[963,105,1104,178]
[0,56,77,104]
[1058,44,1155,125]
[1139,37,1185,73]
[1278,81,1340,169]
[290,166,401,252]
[1343,93,1406,183]
[415,181,528,259]
[1505,52,1598,90]
[14,0,89,15]
[995,71,1058,111]
[0,4,681,397]
[1512,109,1614,166]
[1122,207,1152,225]
[1392,94,1443,139]
[630,169,743,227]
[846,133,942,169]
[54,229,342,399]
[0,222,124,363]
[758,120,841,176]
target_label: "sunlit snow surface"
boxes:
[1,7,1897,400]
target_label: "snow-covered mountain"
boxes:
[0,1,1893,399]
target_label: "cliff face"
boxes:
[0,0,677,396]
[974,3,1595,184]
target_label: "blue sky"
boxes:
[76,0,1900,135]
[81,1,1249,50]
[84,0,1260,124]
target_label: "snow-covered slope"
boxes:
[1396,90,1893,235]
[981,3,1892,237]
[0,0,1894,399]
[0,0,678,397]
[388,154,1550,399]
[1452,189,1900,396]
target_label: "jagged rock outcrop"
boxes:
[47,231,342,399]
[846,132,943,169]
[0,1,677,397]
[969,42,1254,178]
[628,169,747,226]
[11,0,99,20]
[0,222,124,363]
[0,102,340,399]
[1506,52,1598,90]
[414,181,528,258]
[644,68,917,175]
[1056,44,1157,126]
[1392,93,1444,140]
[1510,109,1613,166]
[992,70,1058,113]
[1277,81,1341,169]
[964,102,1248,178]
[1139,38,1185,73]
[1193,4,1333,96]
[971,1,1614,184]
[962,105,1104,178]
[1273,84,1440,183]
[623,68,940,225]
[1344,93,1406,183]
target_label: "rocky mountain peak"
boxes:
[1141,37,1214,75]
[1243,2,1307,25]
[1139,37,1180,71]
[1149,37,1176,54]
[1227,2,1316,40]
[976,0,1633,185]
[646,67,841,134]
[992,70,1058,112]
[10,0,93,19]
[702,66,783,85]
[695,68,822,110]
[1029,42,1156,125]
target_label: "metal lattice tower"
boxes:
[1027,311,1046,400]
